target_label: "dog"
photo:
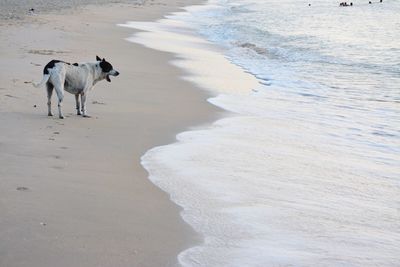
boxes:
[33,56,119,118]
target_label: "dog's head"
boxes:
[96,55,120,82]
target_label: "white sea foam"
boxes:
[119,17,258,95]
[120,1,400,266]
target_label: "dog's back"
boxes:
[43,60,64,74]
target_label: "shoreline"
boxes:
[123,5,261,266]
[0,1,222,266]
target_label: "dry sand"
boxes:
[0,0,145,20]
[0,1,220,266]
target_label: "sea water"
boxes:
[121,0,400,266]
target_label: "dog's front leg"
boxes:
[81,93,90,118]
[75,94,82,115]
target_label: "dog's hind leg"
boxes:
[46,83,54,116]
[75,94,82,115]
[54,84,65,119]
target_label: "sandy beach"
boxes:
[2,0,399,266]
[0,1,221,266]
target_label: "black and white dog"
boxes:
[34,56,119,118]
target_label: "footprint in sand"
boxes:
[51,165,64,170]
[92,100,106,105]
[49,131,60,141]
[16,186,29,191]
[4,94,19,99]
[27,49,69,55]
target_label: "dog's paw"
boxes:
[48,113,53,116]
[59,115,65,119]
[82,114,91,118]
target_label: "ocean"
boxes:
[121,0,400,266]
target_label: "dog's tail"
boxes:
[33,74,50,88]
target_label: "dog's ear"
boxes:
[102,58,106,62]
[96,55,101,61]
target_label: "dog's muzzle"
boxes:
[106,70,120,82]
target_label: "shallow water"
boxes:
[123,0,400,266]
